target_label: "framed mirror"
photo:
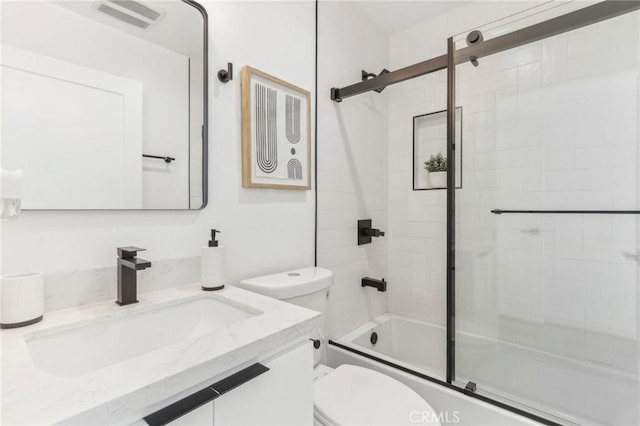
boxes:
[1,0,208,210]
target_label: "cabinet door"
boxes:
[214,343,313,426]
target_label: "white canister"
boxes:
[1,272,44,328]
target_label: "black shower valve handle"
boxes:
[358,219,386,245]
[364,227,385,238]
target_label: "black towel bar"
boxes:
[492,209,640,215]
[143,154,175,163]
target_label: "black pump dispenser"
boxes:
[208,229,221,247]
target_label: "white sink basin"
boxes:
[24,295,261,377]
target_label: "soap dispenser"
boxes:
[201,229,225,291]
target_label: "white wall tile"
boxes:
[318,1,389,339]
[388,3,640,376]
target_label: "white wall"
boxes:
[1,0,190,209]
[1,1,315,294]
[317,1,389,339]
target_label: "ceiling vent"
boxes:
[94,0,165,30]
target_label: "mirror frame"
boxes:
[185,0,209,211]
[16,0,209,211]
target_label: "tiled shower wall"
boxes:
[456,11,640,371]
[386,2,543,326]
[387,2,639,372]
[317,1,547,339]
[317,1,389,340]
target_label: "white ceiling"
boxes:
[51,0,203,56]
[351,1,471,35]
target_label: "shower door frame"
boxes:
[445,0,640,423]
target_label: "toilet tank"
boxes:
[237,267,332,313]
[237,267,333,366]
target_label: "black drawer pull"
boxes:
[144,363,269,426]
[210,362,269,396]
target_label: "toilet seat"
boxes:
[313,365,441,426]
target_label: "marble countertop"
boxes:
[1,284,321,425]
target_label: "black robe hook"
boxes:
[218,62,233,83]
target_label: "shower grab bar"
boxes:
[143,154,175,163]
[492,209,640,215]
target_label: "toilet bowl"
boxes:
[314,364,439,426]
[237,267,441,426]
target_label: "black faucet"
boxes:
[116,246,152,306]
[362,277,387,292]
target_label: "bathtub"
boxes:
[328,314,640,426]
[338,313,447,379]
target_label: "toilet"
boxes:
[237,267,441,426]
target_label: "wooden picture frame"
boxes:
[241,66,311,190]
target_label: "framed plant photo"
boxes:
[241,66,311,190]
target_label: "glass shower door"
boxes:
[453,5,640,424]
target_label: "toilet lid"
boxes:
[314,365,441,426]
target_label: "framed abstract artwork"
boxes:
[241,66,311,190]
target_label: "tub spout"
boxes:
[362,277,387,292]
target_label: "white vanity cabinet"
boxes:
[143,341,313,426]
[214,341,313,425]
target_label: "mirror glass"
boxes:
[1,0,207,210]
